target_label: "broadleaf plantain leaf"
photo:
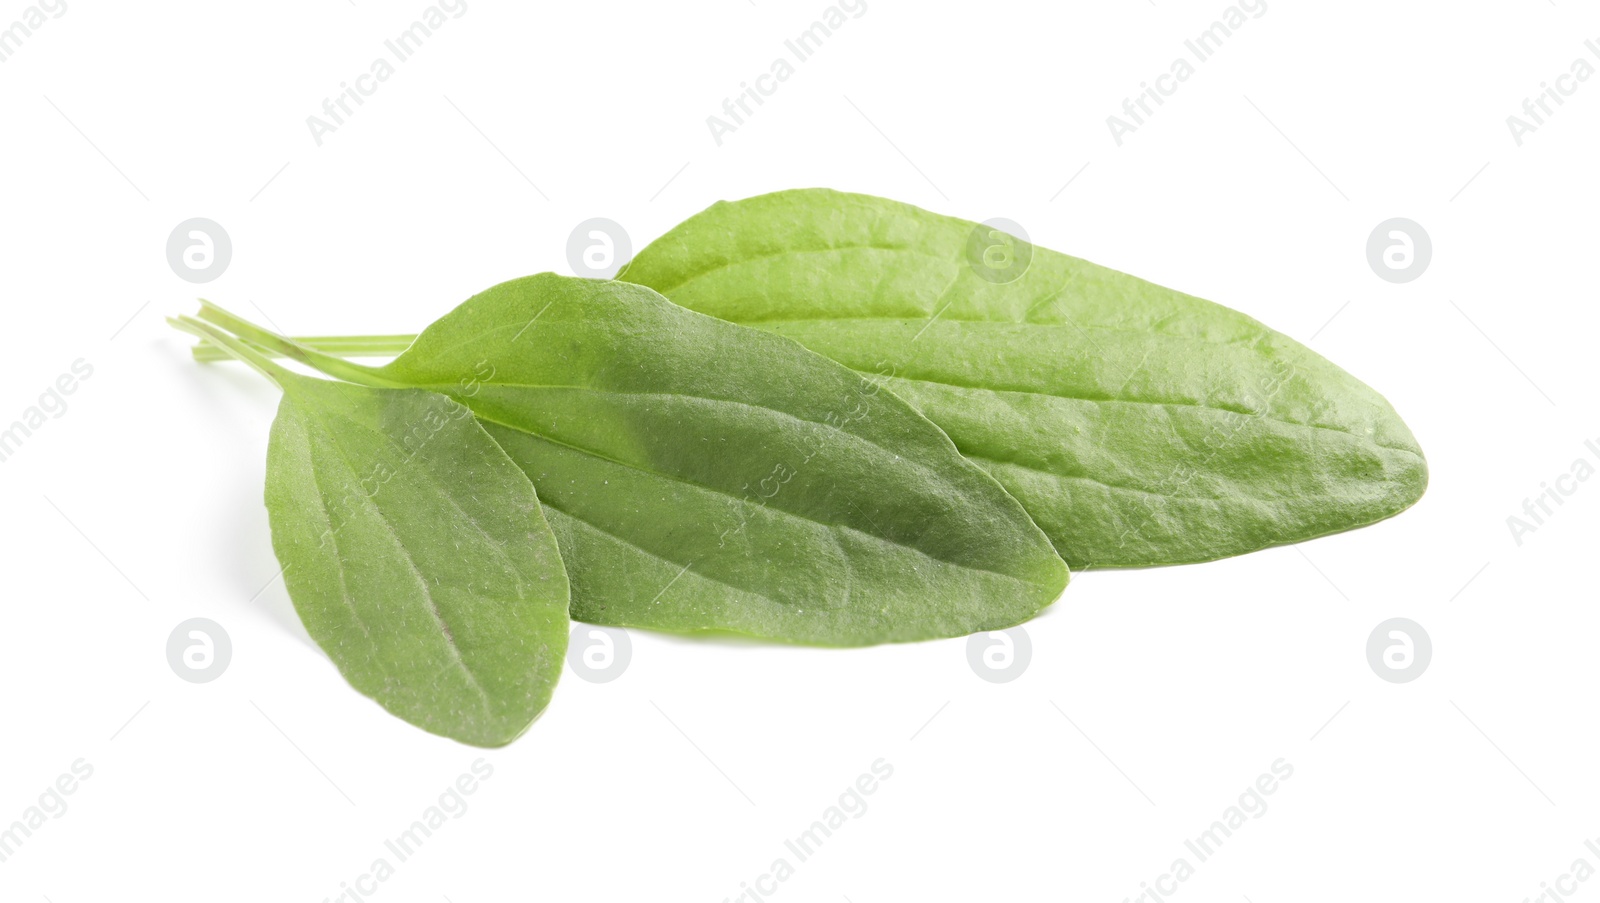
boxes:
[264,371,569,747]
[368,274,1069,646]
[619,188,1428,568]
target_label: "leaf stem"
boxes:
[168,316,295,388]
[190,334,418,363]
[193,301,406,389]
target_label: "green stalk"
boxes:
[192,301,406,389]
[190,334,417,363]
[168,316,296,388]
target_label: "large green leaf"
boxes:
[618,189,1429,568]
[263,370,569,747]
[361,274,1068,646]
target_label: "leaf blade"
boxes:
[264,374,569,746]
[376,274,1068,646]
[619,188,1428,568]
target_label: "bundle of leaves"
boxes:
[177,191,1425,745]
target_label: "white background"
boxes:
[2,1,1596,900]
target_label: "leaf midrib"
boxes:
[304,403,497,719]
[875,373,1421,457]
[458,401,1052,591]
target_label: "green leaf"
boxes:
[267,374,569,746]
[618,188,1429,568]
[182,316,570,747]
[280,274,1065,647]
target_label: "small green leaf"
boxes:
[619,188,1429,568]
[262,371,568,747]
